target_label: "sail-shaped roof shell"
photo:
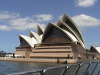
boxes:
[18,14,86,48]
[95,47,100,53]
[30,31,41,43]
[61,14,84,44]
[19,35,38,47]
[90,46,100,53]
[42,22,78,43]
[62,29,78,42]
[37,25,45,35]
[56,20,85,48]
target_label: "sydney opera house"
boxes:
[15,14,100,60]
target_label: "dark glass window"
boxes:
[65,19,83,41]
[43,27,71,43]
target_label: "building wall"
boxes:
[86,52,100,59]
[15,44,88,59]
[30,45,74,58]
[30,52,74,58]
[15,50,26,57]
[15,47,31,58]
[33,46,72,52]
[15,43,99,59]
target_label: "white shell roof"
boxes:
[42,23,76,42]
[62,28,85,48]
[19,35,38,47]
[40,34,43,39]
[95,47,100,53]
[62,29,78,42]
[31,37,38,45]
[19,14,86,49]
[30,31,41,43]
[56,20,85,48]
[79,40,85,48]
[61,14,84,44]
[38,25,45,35]
[43,23,85,48]
[38,25,45,32]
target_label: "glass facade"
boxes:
[43,27,72,43]
[65,19,83,42]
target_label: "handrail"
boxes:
[7,61,100,75]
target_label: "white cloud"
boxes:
[0,25,10,31]
[75,0,98,7]
[72,14,100,27]
[9,17,32,26]
[9,17,37,31]
[0,11,19,20]
[10,21,45,31]
[33,14,53,22]
[0,12,53,31]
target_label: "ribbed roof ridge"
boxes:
[19,35,34,47]
[19,35,38,47]
[61,14,84,44]
[37,25,45,35]
[56,20,85,48]
[42,22,78,43]
[30,31,41,43]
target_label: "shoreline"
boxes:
[0,58,76,63]
[0,57,100,64]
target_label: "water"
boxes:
[0,61,100,75]
[0,61,64,75]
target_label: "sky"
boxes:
[0,0,100,52]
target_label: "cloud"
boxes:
[0,25,10,31]
[0,12,53,31]
[72,14,100,27]
[33,14,53,22]
[75,0,98,7]
[9,17,32,26]
[0,11,19,20]
[10,20,45,31]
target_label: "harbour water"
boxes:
[0,61,100,75]
[0,61,64,75]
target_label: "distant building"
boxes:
[15,14,100,60]
[87,46,100,59]
[5,53,14,58]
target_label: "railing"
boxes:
[8,61,100,75]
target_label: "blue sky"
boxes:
[0,0,100,52]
